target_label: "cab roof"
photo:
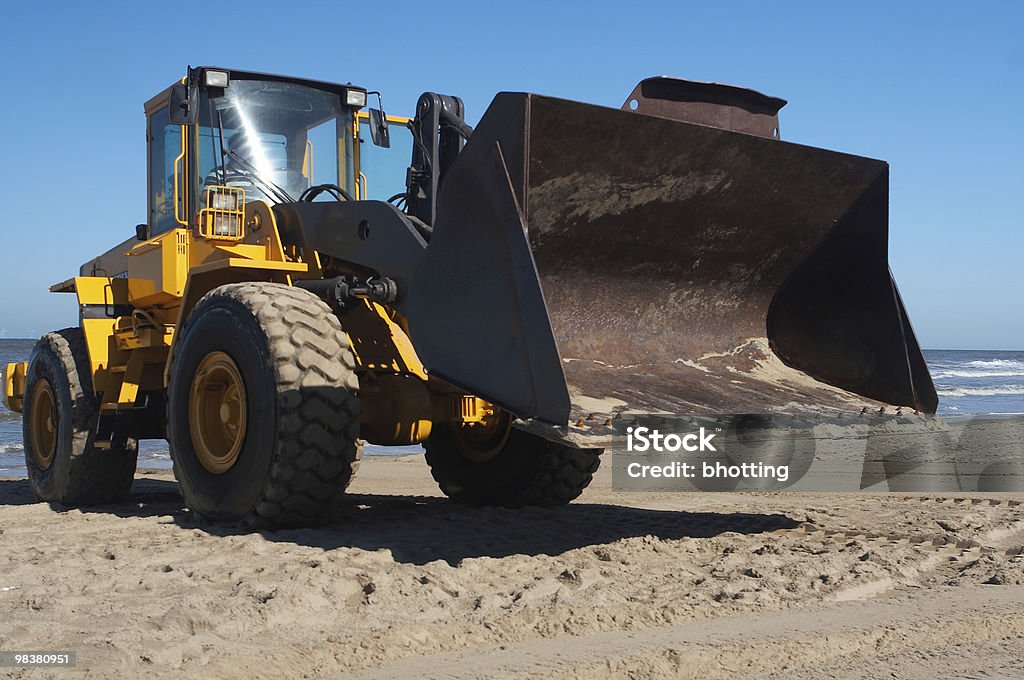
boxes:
[144,66,367,114]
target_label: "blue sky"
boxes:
[0,1,1020,349]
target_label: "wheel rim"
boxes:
[29,379,58,471]
[189,351,247,474]
[452,410,512,463]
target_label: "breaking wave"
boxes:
[930,359,1024,379]
[964,359,1024,369]
[932,369,1024,379]
[936,385,1024,398]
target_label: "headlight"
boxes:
[200,187,245,240]
[205,70,230,88]
[210,191,238,210]
[345,89,367,107]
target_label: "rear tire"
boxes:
[23,329,137,505]
[425,423,601,506]
[167,283,360,528]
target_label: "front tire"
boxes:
[167,283,361,528]
[425,418,601,506]
[23,328,137,505]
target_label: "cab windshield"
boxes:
[197,78,356,204]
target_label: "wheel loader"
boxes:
[2,67,936,527]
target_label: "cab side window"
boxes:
[148,107,184,233]
[356,117,413,202]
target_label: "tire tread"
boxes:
[424,428,600,507]
[171,283,361,528]
[27,328,137,505]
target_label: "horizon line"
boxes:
[1,338,1022,353]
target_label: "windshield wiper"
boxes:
[213,109,294,205]
[225,148,295,204]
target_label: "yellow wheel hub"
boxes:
[189,351,247,474]
[452,409,512,463]
[29,379,57,471]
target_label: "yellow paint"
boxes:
[242,201,288,263]
[358,372,433,445]
[173,125,188,226]
[355,111,413,125]
[114,349,146,407]
[188,257,308,276]
[72,276,128,305]
[438,394,495,425]
[82,317,118,396]
[115,323,174,351]
[99,333,167,411]
[209,242,265,259]
[121,229,190,305]
[3,361,28,413]
[302,139,313,181]
[345,302,426,379]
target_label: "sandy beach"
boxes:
[2,1,1023,678]
[2,453,1024,679]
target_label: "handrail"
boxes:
[173,126,188,226]
[303,139,314,183]
[355,111,413,125]
[357,172,367,200]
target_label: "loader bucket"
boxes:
[406,87,937,431]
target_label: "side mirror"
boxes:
[368,108,390,148]
[168,83,198,125]
[135,224,150,241]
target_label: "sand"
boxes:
[2,455,1024,679]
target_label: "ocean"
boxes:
[925,349,1024,418]
[1,340,1021,478]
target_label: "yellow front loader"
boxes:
[2,68,600,526]
[3,67,934,527]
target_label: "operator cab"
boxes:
[143,67,368,236]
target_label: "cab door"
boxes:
[144,92,189,234]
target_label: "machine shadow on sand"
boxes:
[0,477,799,566]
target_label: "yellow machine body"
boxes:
[3,72,488,450]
